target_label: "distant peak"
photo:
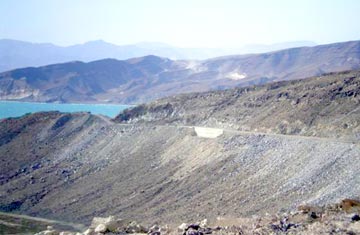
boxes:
[67,40,117,48]
[126,55,170,64]
[85,39,107,44]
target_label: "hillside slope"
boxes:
[115,70,360,141]
[0,40,359,104]
[0,56,181,103]
[1,73,360,227]
[1,112,359,226]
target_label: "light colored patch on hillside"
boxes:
[0,80,40,99]
[184,61,207,73]
[226,71,247,80]
[195,127,224,138]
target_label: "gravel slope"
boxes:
[1,112,359,226]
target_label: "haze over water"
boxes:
[0,101,130,119]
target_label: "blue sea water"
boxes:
[0,101,131,119]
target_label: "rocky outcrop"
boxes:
[33,200,360,235]
[88,216,147,234]
[35,216,153,235]
[114,70,360,141]
[340,199,360,213]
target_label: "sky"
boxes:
[1,0,360,48]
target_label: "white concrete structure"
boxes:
[194,127,224,138]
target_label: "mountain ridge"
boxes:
[0,40,359,104]
[114,70,360,141]
[0,39,317,72]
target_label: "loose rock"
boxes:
[352,214,360,222]
[94,224,107,233]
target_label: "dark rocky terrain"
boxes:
[115,70,360,141]
[1,71,360,233]
[1,40,360,104]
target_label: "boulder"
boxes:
[126,221,147,233]
[187,224,200,230]
[201,228,213,234]
[185,228,202,235]
[135,224,148,233]
[94,224,107,233]
[352,214,360,222]
[90,216,130,232]
[154,224,170,234]
[59,232,77,235]
[297,205,313,213]
[149,224,160,232]
[341,199,360,213]
[178,223,188,232]
[34,230,59,235]
[149,232,160,235]
[107,219,131,232]
[45,231,59,235]
[199,219,208,228]
[90,216,113,229]
[308,211,319,220]
[83,228,95,235]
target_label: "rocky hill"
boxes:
[0,40,359,104]
[115,70,360,141]
[0,56,182,104]
[1,73,360,230]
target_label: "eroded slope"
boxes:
[1,111,359,226]
[115,70,360,141]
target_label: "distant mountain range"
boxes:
[0,40,359,104]
[0,39,316,72]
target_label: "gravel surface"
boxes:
[0,112,359,227]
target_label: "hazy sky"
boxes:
[1,0,360,48]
